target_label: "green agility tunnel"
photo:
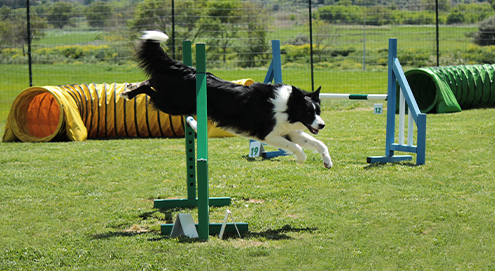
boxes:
[402,64,495,113]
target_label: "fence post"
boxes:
[26,0,33,87]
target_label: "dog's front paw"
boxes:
[119,91,130,100]
[323,155,332,169]
[120,85,133,100]
[126,82,140,91]
[295,153,306,165]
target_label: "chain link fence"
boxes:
[1,0,492,123]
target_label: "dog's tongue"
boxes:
[309,127,319,135]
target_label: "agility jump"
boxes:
[259,38,427,165]
[154,41,248,241]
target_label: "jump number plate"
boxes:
[249,140,262,158]
[374,103,383,114]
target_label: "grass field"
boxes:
[1,101,494,269]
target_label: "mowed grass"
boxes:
[1,102,494,269]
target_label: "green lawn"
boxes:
[1,103,494,269]
[32,30,104,46]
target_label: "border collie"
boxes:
[121,31,332,169]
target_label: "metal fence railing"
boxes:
[1,0,493,123]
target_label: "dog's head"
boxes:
[287,86,325,135]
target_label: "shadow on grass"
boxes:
[91,208,188,240]
[92,231,150,240]
[148,224,318,242]
[242,155,283,163]
[139,208,181,224]
[94,224,318,243]
[244,224,318,240]
[364,161,418,169]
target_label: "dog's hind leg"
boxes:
[262,135,307,165]
[120,80,155,100]
[287,130,332,169]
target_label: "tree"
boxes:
[0,6,46,55]
[130,0,171,33]
[311,19,340,62]
[47,2,76,29]
[173,0,208,43]
[236,1,270,68]
[85,1,113,28]
[197,0,243,63]
[0,0,26,9]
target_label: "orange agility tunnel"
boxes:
[3,79,254,142]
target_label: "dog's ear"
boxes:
[291,85,304,97]
[315,86,321,94]
[308,86,321,101]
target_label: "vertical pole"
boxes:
[385,38,397,157]
[196,43,209,241]
[271,40,282,84]
[171,0,175,60]
[183,41,196,200]
[416,114,427,165]
[407,108,414,147]
[363,13,366,71]
[308,0,314,91]
[435,0,439,66]
[183,41,192,66]
[398,88,405,145]
[26,0,33,87]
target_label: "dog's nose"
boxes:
[318,123,325,129]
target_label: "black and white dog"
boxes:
[121,31,332,169]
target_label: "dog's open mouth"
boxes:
[306,125,319,135]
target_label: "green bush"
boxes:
[459,44,495,63]
[397,48,433,67]
[402,11,436,25]
[447,9,466,24]
[316,5,365,24]
[474,16,495,46]
[365,6,402,26]
[282,44,357,64]
[446,3,495,25]
[0,44,132,64]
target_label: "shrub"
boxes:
[447,9,466,25]
[316,5,365,24]
[474,16,495,46]
[402,11,436,25]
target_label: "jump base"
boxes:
[161,223,249,236]
[367,155,412,164]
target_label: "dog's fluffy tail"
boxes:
[137,30,172,77]
[141,30,169,43]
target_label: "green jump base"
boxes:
[153,197,231,209]
[161,223,249,236]
[367,155,412,164]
